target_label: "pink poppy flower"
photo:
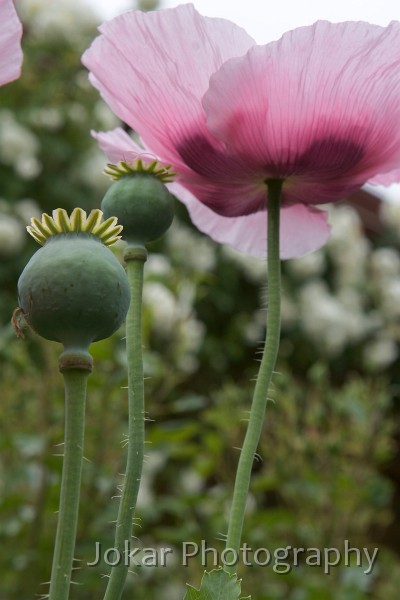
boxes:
[0,0,23,87]
[82,4,400,258]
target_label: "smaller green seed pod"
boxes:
[101,161,175,245]
[17,208,130,357]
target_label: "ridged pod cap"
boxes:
[101,161,175,245]
[17,208,130,352]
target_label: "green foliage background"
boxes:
[1,2,400,599]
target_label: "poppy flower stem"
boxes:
[48,361,92,600]
[225,179,283,569]
[103,246,147,600]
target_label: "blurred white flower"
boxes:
[327,206,369,288]
[67,103,88,124]
[299,281,369,356]
[75,69,93,91]
[13,198,41,224]
[300,282,348,355]
[176,282,196,320]
[146,254,172,277]
[179,469,203,494]
[27,107,64,131]
[167,222,216,273]
[380,198,400,235]
[15,155,42,179]
[337,289,374,340]
[136,450,166,510]
[93,101,120,130]
[244,309,266,344]
[0,214,25,256]
[280,294,298,329]
[327,205,363,247]
[178,317,204,355]
[143,282,176,335]
[76,150,108,190]
[369,247,400,282]
[176,284,205,371]
[287,250,325,279]
[0,111,40,178]
[380,280,400,320]
[143,276,204,373]
[18,0,97,41]
[363,337,398,371]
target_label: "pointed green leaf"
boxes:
[183,568,251,600]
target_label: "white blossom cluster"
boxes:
[16,0,97,42]
[166,220,216,273]
[0,110,41,179]
[143,232,207,374]
[0,199,41,257]
[286,205,400,369]
[200,203,400,371]
[381,198,400,237]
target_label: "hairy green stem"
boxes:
[48,362,91,600]
[225,179,283,569]
[103,245,147,600]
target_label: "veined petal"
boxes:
[0,0,23,86]
[203,20,400,202]
[82,4,255,168]
[92,127,154,163]
[171,182,331,259]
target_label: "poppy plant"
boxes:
[0,0,23,87]
[83,4,400,258]
[82,8,400,590]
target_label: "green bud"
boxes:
[17,208,130,354]
[101,172,174,246]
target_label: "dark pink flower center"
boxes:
[177,135,247,182]
[178,134,365,182]
[274,136,366,179]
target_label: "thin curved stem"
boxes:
[225,179,282,570]
[103,245,147,600]
[48,365,90,600]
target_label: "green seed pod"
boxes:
[101,161,175,245]
[17,208,130,355]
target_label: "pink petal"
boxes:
[368,168,400,186]
[203,20,400,202]
[92,127,153,163]
[0,0,23,86]
[93,127,181,180]
[82,4,254,169]
[171,182,331,259]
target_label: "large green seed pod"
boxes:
[101,160,175,245]
[17,208,130,354]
